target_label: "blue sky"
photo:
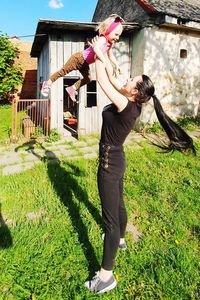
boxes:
[0,0,98,40]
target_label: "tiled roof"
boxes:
[143,0,200,22]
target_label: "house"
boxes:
[93,0,200,125]
[31,0,200,137]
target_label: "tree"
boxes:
[0,33,23,101]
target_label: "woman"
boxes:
[84,38,196,294]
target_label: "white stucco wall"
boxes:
[132,26,200,126]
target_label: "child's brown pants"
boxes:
[50,52,91,90]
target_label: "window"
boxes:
[86,80,97,107]
[180,49,187,59]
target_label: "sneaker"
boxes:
[102,233,127,250]
[119,242,127,250]
[66,86,78,102]
[41,81,50,97]
[84,272,117,294]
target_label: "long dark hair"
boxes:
[136,75,196,155]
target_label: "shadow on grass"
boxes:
[0,203,13,248]
[15,139,102,276]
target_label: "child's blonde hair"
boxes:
[96,14,124,34]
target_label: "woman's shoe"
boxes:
[84,271,117,294]
[102,233,127,250]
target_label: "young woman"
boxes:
[84,38,196,294]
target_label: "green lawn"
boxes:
[0,104,12,142]
[0,145,199,299]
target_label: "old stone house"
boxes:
[31,0,200,137]
[93,0,200,125]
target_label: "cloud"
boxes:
[48,0,64,9]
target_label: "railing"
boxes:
[11,98,50,141]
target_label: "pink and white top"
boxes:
[82,37,112,65]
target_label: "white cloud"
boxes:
[48,0,64,9]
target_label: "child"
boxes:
[41,14,124,101]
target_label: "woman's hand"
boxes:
[112,63,122,78]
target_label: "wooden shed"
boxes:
[31,19,139,137]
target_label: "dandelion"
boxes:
[115,274,119,281]
[175,239,179,245]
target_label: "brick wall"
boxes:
[10,38,37,99]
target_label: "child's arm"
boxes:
[107,48,122,77]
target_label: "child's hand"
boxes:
[112,64,122,78]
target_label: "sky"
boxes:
[0,0,98,40]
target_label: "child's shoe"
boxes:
[66,86,78,102]
[41,81,51,97]
[102,233,127,250]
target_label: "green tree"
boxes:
[0,33,23,101]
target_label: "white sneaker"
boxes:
[84,272,117,294]
[102,233,127,250]
[41,81,50,97]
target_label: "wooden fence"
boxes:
[11,98,50,141]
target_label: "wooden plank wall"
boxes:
[41,33,130,136]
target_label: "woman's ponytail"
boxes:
[152,95,196,155]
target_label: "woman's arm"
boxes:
[107,48,122,76]
[95,58,128,112]
[104,57,123,92]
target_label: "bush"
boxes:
[46,128,61,143]
[0,33,23,101]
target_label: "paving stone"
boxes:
[73,141,88,147]
[0,155,22,166]
[44,151,61,158]
[2,161,41,175]
[23,153,43,162]
[90,144,99,152]
[87,138,99,145]
[78,147,93,153]
[44,144,72,151]
[61,149,78,157]
[83,153,98,159]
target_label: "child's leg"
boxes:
[73,62,91,90]
[50,52,84,83]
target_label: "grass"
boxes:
[0,144,199,299]
[0,104,12,142]
[145,116,200,134]
[0,104,25,145]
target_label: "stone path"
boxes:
[0,130,199,176]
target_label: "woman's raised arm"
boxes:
[95,58,128,112]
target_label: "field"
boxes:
[0,143,199,299]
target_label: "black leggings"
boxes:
[97,144,127,270]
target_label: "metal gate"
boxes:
[11,98,50,141]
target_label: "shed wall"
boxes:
[47,33,131,135]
